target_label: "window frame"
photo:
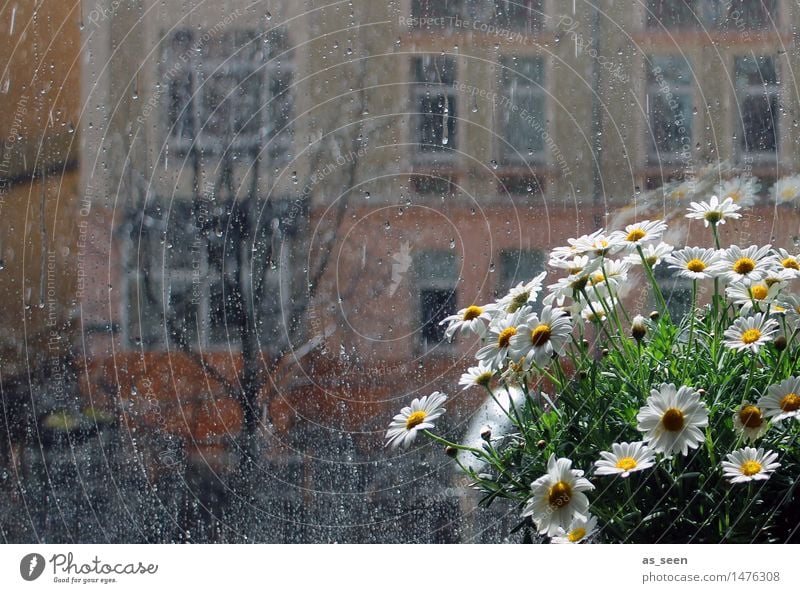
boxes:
[645,54,695,166]
[734,54,780,164]
[498,55,548,166]
[410,55,459,164]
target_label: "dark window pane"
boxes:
[492,1,544,33]
[647,1,699,29]
[413,56,457,153]
[647,56,693,160]
[499,250,545,299]
[420,288,456,346]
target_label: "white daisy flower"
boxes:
[686,195,742,227]
[609,220,668,251]
[773,248,800,278]
[723,313,778,353]
[778,294,800,329]
[772,175,800,205]
[497,272,547,314]
[758,376,800,422]
[440,304,494,340]
[551,514,598,544]
[636,383,709,457]
[572,230,625,258]
[475,308,529,368]
[665,247,720,280]
[625,242,673,268]
[762,267,795,288]
[544,273,593,307]
[509,306,573,368]
[548,254,601,276]
[385,391,447,449]
[458,361,495,391]
[725,280,782,313]
[594,442,656,478]
[580,299,615,324]
[587,259,631,297]
[732,402,769,442]
[714,245,774,284]
[722,447,780,484]
[522,454,595,537]
[715,176,761,208]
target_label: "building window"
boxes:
[647,1,699,29]
[499,249,545,303]
[414,251,458,351]
[162,27,293,162]
[500,56,546,165]
[492,1,545,33]
[735,55,778,160]
[722,1,777,29]
[646,56,693,164]
[128,201,246,349]
[410,0,465,28]
[648,1,778,30]
[412,55,458,160]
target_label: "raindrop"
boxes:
[449,239,455,249]
[490,160,498,170]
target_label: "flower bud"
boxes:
[536,439,547,449]
[649,310,660,321]
[774,335,787,351]
[632,315,648,342]
[697,388,706,396]
[480,426,492,441]
[445,446,458,458]
[601,348,609,357]
[581,339,590,349]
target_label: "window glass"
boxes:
[647,55,693,163]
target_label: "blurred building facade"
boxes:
[3,0,800,542]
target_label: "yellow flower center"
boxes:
[547,481,572,509]
[782,257,799,270]
[405,410,427,430]
[733,257,756,275]
[530,324,552,347]
[591,272,606,284]
[568,527,587,543]
[686,258,706,272]
[462,305,483,321]
[728,189,743,202]
[779,393,800,412]
[615,457,638,471]
[627,228,647,242]
[704,210,723,224]
[740,460,762,477]
[475,372,493,387]
[750,285,769,300]
[741,328,762,344]
[497,327,518,348]
[738,405,763,428]
[780,187,796,201]
[662,407,685,432]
